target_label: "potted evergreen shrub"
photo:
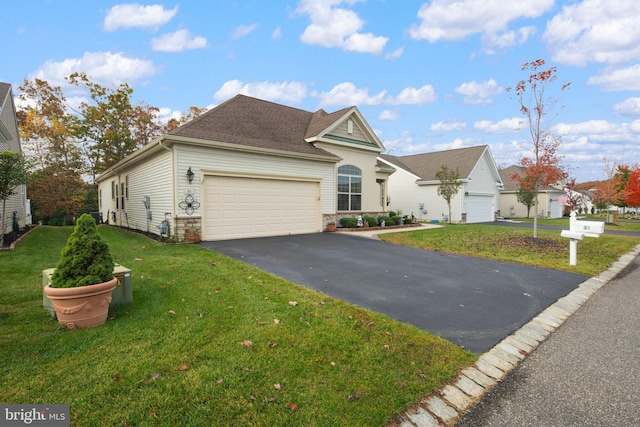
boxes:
[44,213,117,329]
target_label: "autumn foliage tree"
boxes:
[67,72,165,181]
[593,158,625,222]
[624,166,640,218]
[508,59,569,238]
[18,78,85,224]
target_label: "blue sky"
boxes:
[3,0,640,183]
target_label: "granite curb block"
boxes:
[396,242,640,427]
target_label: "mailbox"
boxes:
[571,220,605,236]
[569,211,604,237]
[561,230,584,240]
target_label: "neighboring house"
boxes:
[0,82,29,234]
[560,188,594,215]
[96,95,394,241]
[499,165,565,218]
[378,145,504,223]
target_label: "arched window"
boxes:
[338,165,362,211]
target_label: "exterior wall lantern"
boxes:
[187,167,194,184]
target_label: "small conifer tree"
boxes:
[51,213,114,288]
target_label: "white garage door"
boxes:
[466,195,494,223]
[202,175,320,240]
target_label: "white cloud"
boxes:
[390,85,436,105]
[152,29,207,52]
[473,117,522,133]
[213,80,308,104]
[409,0,553,52]
[313,82,436,107]
[430,120,467,132]
[296,0,389,54]
[314,82,387,107]
[385,46,404,60]
[103,3,178,32]
[614,97,640,116]
[30,51,158,88]
[586,64,640,91]
[379,110,399,121]
[544,0,640,66]
[233,23,259,39]
[271,27,282,40]
[455,79,502,105]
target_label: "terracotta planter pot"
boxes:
[326,223,336,232]
[44,278,117,330]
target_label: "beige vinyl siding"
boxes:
[98,149,173,233]
[330,118,368,141]
[2,185,27,233]
[174,144,334,214]
[314,143,382,212]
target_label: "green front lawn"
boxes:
[0,226,475,426]
[379,224,640,276]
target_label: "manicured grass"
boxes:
[380,224,640,276]
[0,226,475,426]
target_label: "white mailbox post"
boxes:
[561,212,605,265]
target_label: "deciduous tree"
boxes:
[624,166,640,219]
[0,152,30,246]
[507,59,569,238]
[67,72,164,180]
[593,158,624,222]
[435,164,462,224]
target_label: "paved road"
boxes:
[201,233,587,354]
[455,254,640,426]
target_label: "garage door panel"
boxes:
[203,175,320,240]
[467,195,494,223]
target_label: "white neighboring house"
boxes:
[559,188,594,215]
[378,145,504,223]
[499,165,565,218]
[96,95,394,241]
[0,82,29,234]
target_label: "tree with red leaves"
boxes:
[507,59,570,238]
[624,166,640,219]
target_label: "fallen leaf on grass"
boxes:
[288,301,298,306]
[216,379,223,385]
[152,373,161,380]
[274,383,281,390]
[273,318,280,324]
[179,363,193,371]
[168,310,176,315]
[268,397,277,403]
[114,374,121,382]
[348,391,362,401]
[240,340,253,347]
[289,403,298,411]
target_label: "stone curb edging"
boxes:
[394,243,640,427]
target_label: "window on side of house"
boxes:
[337,164,362,211]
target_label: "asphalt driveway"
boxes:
[201,233,588,354]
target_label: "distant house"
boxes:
[498,165,565,218]
[0,82,29,234]
[96,95,394,241]
[378,145,504,223]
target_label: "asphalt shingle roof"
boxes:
[380,145,488,181]
[169,95,342,159]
